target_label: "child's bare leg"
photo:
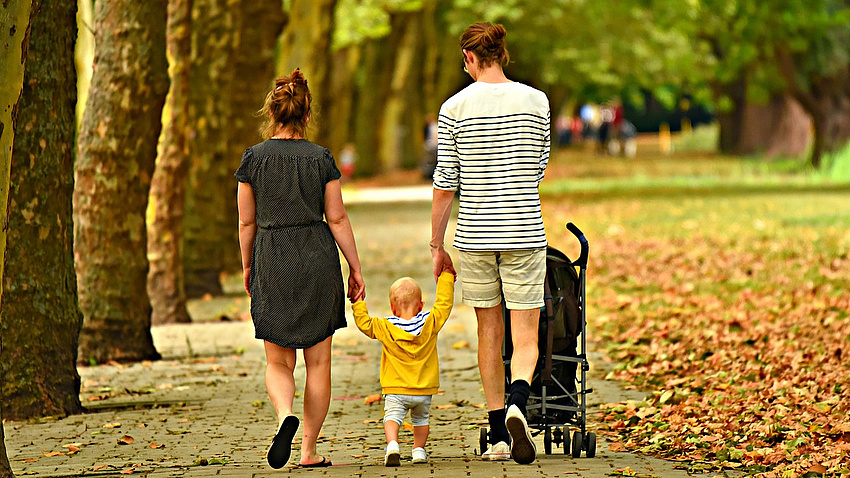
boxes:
[413,425,429,449]
[384,420,400,444]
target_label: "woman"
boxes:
[236,68,365,469]
[430,22,550,465]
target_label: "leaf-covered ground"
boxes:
[541,151,850,477]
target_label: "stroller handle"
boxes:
[566,222,589,267]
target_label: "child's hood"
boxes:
[383,314,434,356]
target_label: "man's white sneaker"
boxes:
[411,447,428,464]
[384,441,400,467]
[481,440,510,461]
[505,404,536,464]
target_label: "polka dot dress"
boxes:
[235,139,346,349]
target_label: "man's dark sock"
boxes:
[488,408,510,445]
[508,380,531,416]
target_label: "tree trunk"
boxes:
[353,36,396,175]
[278,0,336,147]
[227,0,285,154]
[1,0,34,473]
[218,0,286,275]
[147,0,193,325]
[1,0,83,419]
[764,95,811,158]
[184,0,236,298]
[324,46,360,158]
[0,412,10,478]
[75,1,168,364]
[775,48,850,168]
[714,77,747,154]
[714,77,812,157]
[379,11,425,172]
[802,75,850,168]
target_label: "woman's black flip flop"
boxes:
[267,415,299,469]
[296,457,332,468]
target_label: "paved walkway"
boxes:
[5,313,707,478]
[4,188,719,477]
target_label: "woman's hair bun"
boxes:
[260,68,312,139]
[461,22,509,66]
[288,68,308,86]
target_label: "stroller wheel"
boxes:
[571,431,583,458]
[543,428,552,455]
[479,427,488,455]
[586,432,597,458]
[562,428,571,455]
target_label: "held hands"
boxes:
[347,270,366,303]
[431,246,457,282]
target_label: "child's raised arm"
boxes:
[431,271,455,333]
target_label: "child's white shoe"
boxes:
[384,441,400,467]
[411,447,428,464]
[482,441,510,461]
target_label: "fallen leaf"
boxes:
[149,443,165,449]
[403,422,414,431]
[103,422,121,429]
[117,435,134,445]
[452,340,470,349]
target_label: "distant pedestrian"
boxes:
[339,143,356,183]
[430,21,550,465]
[421,113,439,179]
[235,68,366,469]
[351,271,455,466]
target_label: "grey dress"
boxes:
[235,139,346,349]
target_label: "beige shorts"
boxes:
[458,248,546,310]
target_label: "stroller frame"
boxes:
[478,223,595,458]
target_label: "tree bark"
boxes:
[323,46,360,158]
[147,0,193,325]
[1,0,34,473]
[353,35,397,175]
[75,1,169,363]
[184,0,236,298]
[1,0,84,419]
[278,0,336,148]
[227,0,285,156]
[714,77,812,157]
[775,47,850,168]
[0,412,10,478]
[379,11,425,172]
[218,0,286,275]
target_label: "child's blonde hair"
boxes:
[389,277,422,311]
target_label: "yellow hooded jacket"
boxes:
[352,272,454,395]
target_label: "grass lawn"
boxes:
[540,148,850,477]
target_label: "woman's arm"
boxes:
[324,179,366,302]
[237,182,257,296]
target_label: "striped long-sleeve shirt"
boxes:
[433,81,550,251]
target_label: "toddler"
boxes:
[352,271,455,466]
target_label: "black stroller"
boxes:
[478,223,596,458]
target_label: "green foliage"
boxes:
[333,0,423,49]
[819,141,850,182]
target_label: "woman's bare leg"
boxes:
[300,336,333,465]
[263,341,297,425]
